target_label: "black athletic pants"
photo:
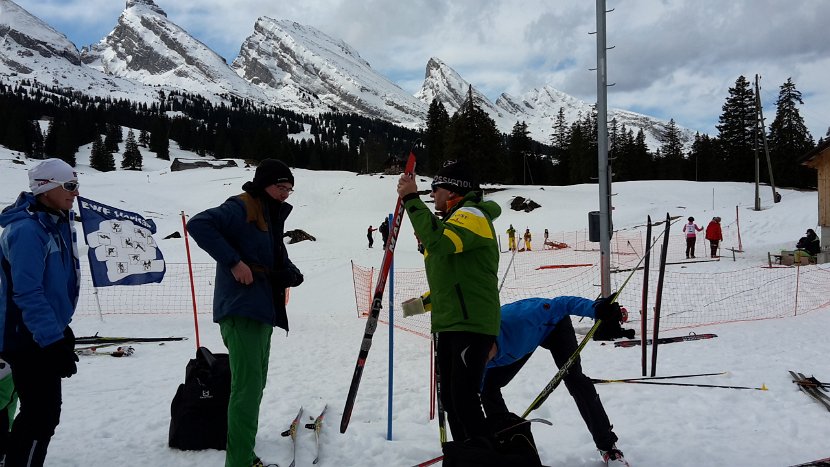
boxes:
[2,351,62,467]
[436,331,495,442]
[685,237,696,258]
[480,317,618,451]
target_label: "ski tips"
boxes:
[760,383,769,391]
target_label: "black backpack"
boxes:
[168,347,231,450]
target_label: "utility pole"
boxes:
[595,0,612,297]
[755,74,781,204]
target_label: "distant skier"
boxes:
[379,218,389,247]
[705,217,723,258]
[367,225,377,248]
[506,224,516,251]
[682,217,703,258]
[523,228,532,251]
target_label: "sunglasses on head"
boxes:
[36,179,79,192]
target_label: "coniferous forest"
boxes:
[0,76,821,188]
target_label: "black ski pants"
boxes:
[480,317,618,451]
[2,351,63,467]
[685,237,697,258]
[436,331,495,442]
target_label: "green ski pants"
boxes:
[220,316,273,467]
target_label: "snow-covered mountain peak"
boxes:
[80,0,264,102]
[125,0,166,17]
[0,0,82,71]
[232,17,425,125]
[415,57,503,119]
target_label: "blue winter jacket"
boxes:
[186,193,297,330]
[488,296,597,368]
[0,192,79,351]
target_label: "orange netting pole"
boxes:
[181,211,201,349]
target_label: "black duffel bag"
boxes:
[169,346,231,450]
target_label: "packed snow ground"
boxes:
[0,140,828,467]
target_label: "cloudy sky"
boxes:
[12,0,830,139]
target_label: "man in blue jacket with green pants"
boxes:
[482,295,631,467]
[187,159,304,467]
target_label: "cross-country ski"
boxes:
[304,405,328,464]
[280,407,304,467]
[614,333,717,348]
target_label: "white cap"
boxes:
[28,158,78,195]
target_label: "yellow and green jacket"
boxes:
[402,191,501,335]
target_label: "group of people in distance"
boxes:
[505,224,535,252]
[683,216,724,259]
[366,217,390,248]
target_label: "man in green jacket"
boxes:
[397,160,501,444]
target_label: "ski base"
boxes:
[615,333,717,348]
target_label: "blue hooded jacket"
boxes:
[488,296,597,368]
[0,192,80,351]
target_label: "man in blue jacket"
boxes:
[187,159,304,467]
[482,295,630,467]
[0,158,81,467]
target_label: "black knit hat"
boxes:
[432,160,479,195]
[252,159,294,189]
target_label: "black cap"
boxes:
[431,160,479,195]
[252,159,294,189]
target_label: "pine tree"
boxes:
[44,119,57,158]
[767,78,815,188]
[90,134,115,172]
[425,98,449,174]
[716,76,756,182]
[550,107,570,184]
[149,118,170,160]
[509,121,532,184]
[139,129,150,147]
[444,86,505,183]
[688,132,722,181]
[121,129,143,170]
[104,123,121,153]
[28,120,45,159]
[657,119,685,179]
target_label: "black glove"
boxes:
[274,264,304,288]
[44,327,78,378]
[593,319,636,341]
[291,266,304,287]
[593,294,622,322]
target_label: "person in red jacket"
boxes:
[705,217,723,258]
